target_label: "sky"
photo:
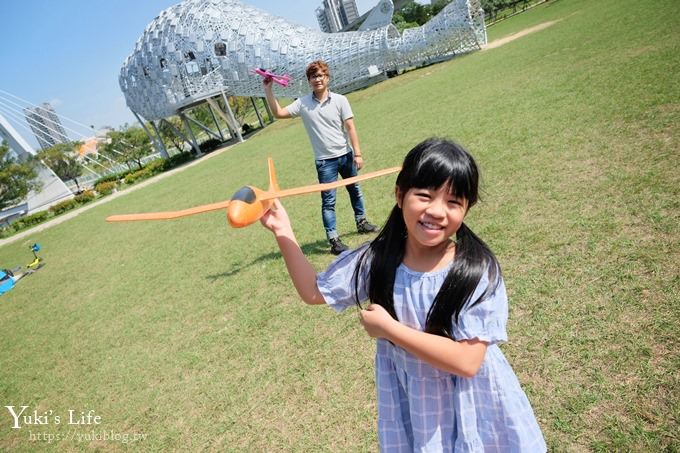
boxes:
[0,0,378,149]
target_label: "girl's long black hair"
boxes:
[353,138,501,339]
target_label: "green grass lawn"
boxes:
[1,0,678,450]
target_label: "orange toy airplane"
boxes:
[106,158,401,228]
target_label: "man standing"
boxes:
[263,60,377,255]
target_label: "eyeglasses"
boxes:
[309,73,326,80]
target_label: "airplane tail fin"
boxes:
[267,157,280,191]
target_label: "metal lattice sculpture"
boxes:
[119,0,486,121]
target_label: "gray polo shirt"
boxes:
[286,91,354,160]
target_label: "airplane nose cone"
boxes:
[227,202,246,228]
[227,186,262,228]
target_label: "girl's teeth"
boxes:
[422,222,441,229]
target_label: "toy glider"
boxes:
[106,158,400,228]
[251,68,291,87]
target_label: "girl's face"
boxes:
[397,184,468,250]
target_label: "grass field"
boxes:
[1,0,678,450]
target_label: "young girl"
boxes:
[260,138,546,452]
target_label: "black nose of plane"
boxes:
[230,186,256,204]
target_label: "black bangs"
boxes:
[396,138,479,207]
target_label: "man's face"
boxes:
[308,71,328,91]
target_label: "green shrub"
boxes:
[95,181,117,196]
[144,159,165,175]
[11,211,49,231]
[199,138,223,154]
[124,167,153,185]
[74,190,95,204]
[49,199,79,216]
[162,152,194,171]
[94,170,131,186]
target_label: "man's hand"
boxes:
[354,155,364,170]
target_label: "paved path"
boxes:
[0,144,234,248]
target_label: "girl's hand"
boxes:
[360,304,395,339]
[260,199,292,235]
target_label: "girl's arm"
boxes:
[260,200,326,305]
[360,304,487,377]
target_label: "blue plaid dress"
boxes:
[317,245,546,452]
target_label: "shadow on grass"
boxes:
[204,238,332,280]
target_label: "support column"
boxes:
[179,112,202,155]
[207,103,225,141]
[250,96,265,128]
[160,118,194,155]
[261,97,275,124]
[149,120,169,159]
[132,110,168,159]
[220,90,244,142]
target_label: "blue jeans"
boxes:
[315,152,366,240]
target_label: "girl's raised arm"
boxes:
[260,200,326,305]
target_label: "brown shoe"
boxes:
[329,237,349,255]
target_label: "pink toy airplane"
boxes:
[251,68,291,87]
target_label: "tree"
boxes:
[38,142,84,192]
[392,2,433,32]
[480,0,511,21]
[101,130,132,170]
[431,0,453,16]
[157,117,187,155]
[123,127,153,168]
[227,96,254,128]
[400,1,431,25]
[101,127,154,170]
[392,12,420,33]
[0,140,41,211]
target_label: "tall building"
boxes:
[316,0,360,33]
[24,102,69,150]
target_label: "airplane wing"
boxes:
[252,68,291,87]
[106,200,231,222]
[261,166,401,201]
[106,165,400,223]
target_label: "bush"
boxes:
[199,138,223,154]
[49,199,79,216]
[0,226,12,238]
[74,190,95,204]
[95,181,117,196]
[124,167,153,185]
[94,170,131,186]
[11,211,49,231]
[144,159,165,175]
[162,152,194,171]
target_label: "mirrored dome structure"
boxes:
[119,0,486,152]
